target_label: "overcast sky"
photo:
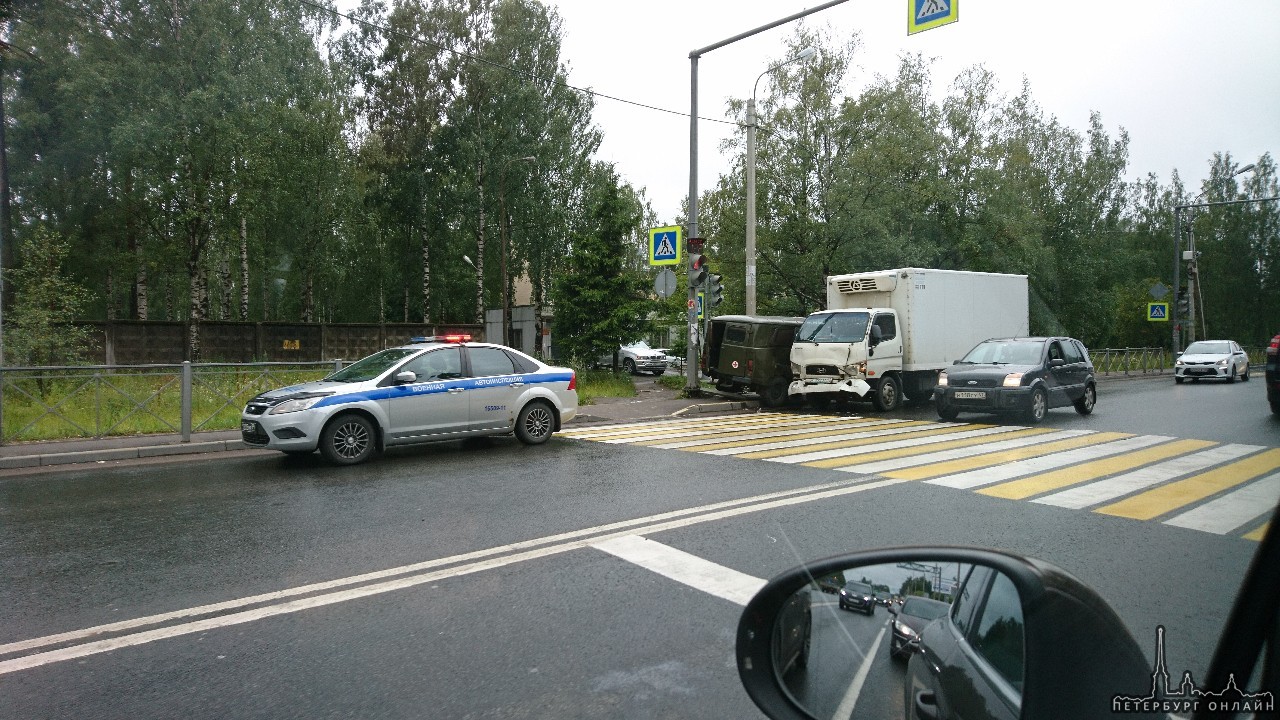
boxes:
[544,0,1280,223]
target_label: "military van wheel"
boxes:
[760,379,789,408]
[871,375,901,412]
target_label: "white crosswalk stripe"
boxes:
[564,414,1280,540]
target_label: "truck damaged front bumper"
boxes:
[788,377,872,397]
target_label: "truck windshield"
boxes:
[797,312,869,343]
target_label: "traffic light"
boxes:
[1176,287,1189,316]
[706,272,724,308]
[689,253,708,288]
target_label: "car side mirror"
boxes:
[395,371,417,384]
[1050,358,1066,368]
[869,325,883,346]
[736,547,1156,720]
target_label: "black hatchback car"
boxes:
[933,337,1096,424]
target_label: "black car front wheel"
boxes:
[935,399,959,421]
[320,413,376,465]
[1025,387,1048,424]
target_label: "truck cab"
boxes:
[788,308,904,410]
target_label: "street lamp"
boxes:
[745,46,816,316]
[1173,163,1255,350]
[499,156,536,348]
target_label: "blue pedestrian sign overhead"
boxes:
[1147,302,1169,322]
[908,0,958,35]
[648,226,683,267]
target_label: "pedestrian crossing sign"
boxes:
[908,0,957,35]
[1148,302,1169,322]
[649,226,682,267]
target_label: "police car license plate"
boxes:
[953,391,986,399]
[241,421,255,433]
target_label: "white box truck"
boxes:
[788,268,1029,411]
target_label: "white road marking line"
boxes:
[1163,472,1280,534]
[650,418,907,450]
[764,425,1025,464]
[1032,443,1263,509]
[846,429,1092,474]
[702,421,961,456]
[0,476,910,675]
[926,435,1173,489]
[832,623,888,720]
[591,535,765,606]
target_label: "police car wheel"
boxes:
[515,401,555,445]
[320,414,376,465]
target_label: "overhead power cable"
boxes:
[298,0,740,127]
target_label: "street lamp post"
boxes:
[499,156,536,348]
[685,0,848,394]
[1172,163,1255,352]
[745,47,816,316]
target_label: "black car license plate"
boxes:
[953,390,986,399]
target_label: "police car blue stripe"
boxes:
[310,372,574,410]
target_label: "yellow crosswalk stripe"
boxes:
[675,419,932,453]
[561,413,832,441]
[978,439,1217,500]
[736,423,988,460]
[884,432,1132,481]
[1243,522,1270,541]
[638,417,885,449]
[1096,448,1280,521]
[802,427,1053,469]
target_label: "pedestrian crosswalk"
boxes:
[560,413,1279,542]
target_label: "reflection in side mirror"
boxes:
[737,548,1157,720]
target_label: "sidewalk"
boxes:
[0,375,757,470]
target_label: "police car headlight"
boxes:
[269,394,331,414]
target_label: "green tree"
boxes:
[551,166,651,363]
[3,226,96,367]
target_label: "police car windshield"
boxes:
[326,348,419,383]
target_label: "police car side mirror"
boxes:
[395,371,417,384]
[736,547,1156,720]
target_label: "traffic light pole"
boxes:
[1172,195,1280,354]
[685,0,849,395]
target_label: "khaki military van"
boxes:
[704,315,804,407]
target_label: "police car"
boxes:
[240,335,577,465]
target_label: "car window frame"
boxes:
[464,345,520,378]
[952,567,1026,712]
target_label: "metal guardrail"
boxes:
[1090,346,1267,376]
[0,361,345,445]
[1090,347,1168,376]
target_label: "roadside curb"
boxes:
[0,438,261,469]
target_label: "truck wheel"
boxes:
[871,375,901,412]
[760,379,789,408]
[808,396,832,411]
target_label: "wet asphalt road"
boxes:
[0,375,1272,719]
